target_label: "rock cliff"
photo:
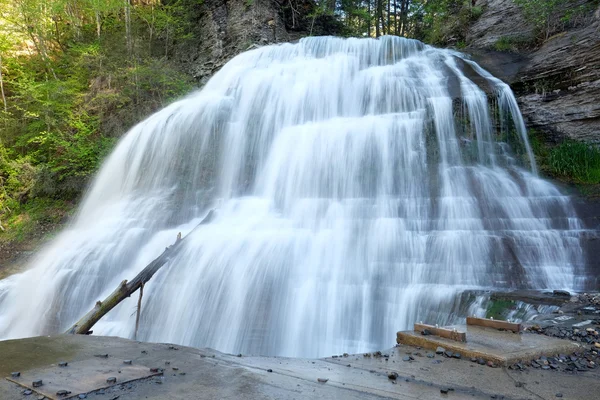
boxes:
[175,0,338,85]
[466,0,600,144]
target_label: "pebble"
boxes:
[23,390,33,396]
[387,372,398,380]
[56,390,71,396]
[436,346,445,354]
[427,353,435,358]
[555,394,563,398]
[452,353,461,359]
[267,369,273,373]
[78,395,87,399]
[444,350,453,358]
[58,362,68,367]
[123,360,132,365]
[32,379,43,387]
[317,378,328,383]
[440,388,449,394]
[487,361,497,368]
[106,377,117,384]
[11,372,20,378]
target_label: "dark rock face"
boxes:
[466,1,600,144]
[175,0,336,85]
[516,20,600,143]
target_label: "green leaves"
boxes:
[0,0,194,228]
[548,140,600,184]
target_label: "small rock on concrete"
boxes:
[267,369,273,373]
[78,395,87,399]
[10,372,20,378]
[388,372,398,380]
[452,353,461,359]
[555,394,563,398]
[441,388,449,394]
[436,346,445,354]
[32,379,43,387]
[427,353,435,358]
[106,377,117,384]
[56,390,71,396]
[123,360,132,365]
[317,378,328,383]
[22,389,32,396]
[58,362,68,367]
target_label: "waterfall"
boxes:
[0,36,585,357]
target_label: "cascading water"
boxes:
[0,36,586,357]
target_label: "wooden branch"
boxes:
[466,316,521,333]
[414,323,467,342]
[66,210,215,335]
[134,283,144,340]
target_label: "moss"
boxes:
[485,299,516,320]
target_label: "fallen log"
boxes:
[66,210,215,335]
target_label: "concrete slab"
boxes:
[1,335,599,399]
[397,325,581,365]
[6,358,160,399]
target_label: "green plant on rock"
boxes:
[548,140,600,184]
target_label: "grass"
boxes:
[548,140,600,184]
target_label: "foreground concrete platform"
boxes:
[397,325,580,365]
[1,335,599,399]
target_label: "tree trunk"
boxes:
[387,0,391,35]
[95,10,101,38]
[0,54,7,113]
[65,210,215,335]
[367,0,372,37]
[375,0,381,37]
[125,0,132,57]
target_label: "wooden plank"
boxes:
[413,323,466,343]
[467,316,521,333]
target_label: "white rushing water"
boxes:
[0,36,585,357]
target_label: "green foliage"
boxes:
[514,0,599,40]
[548,141,600,184]
[0,0,195,241]
[493,35,535,52]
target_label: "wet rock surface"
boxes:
[1,334,599,399]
